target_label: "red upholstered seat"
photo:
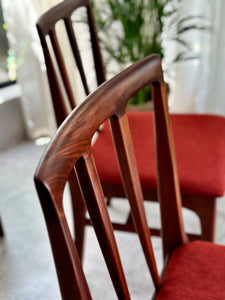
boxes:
[35,53,225,299]
[156,241,225,299]
[92,111,225,197]
[37,0,224,259]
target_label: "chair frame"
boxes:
[35,54,189,299]
[36,0,216,260]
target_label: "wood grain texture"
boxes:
[36,0,219,264]
[35,54,167,298]
[34,50,225,298]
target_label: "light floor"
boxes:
[0,141,225,299]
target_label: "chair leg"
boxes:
[106,197,112,206]
[198,197,217,242]
[0,217,4,237]
[182,195,216,242]
[68,170,86,260]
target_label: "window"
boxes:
[0,0,16,87]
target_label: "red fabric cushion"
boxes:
[92,111,225,197]
[156,241,225,299]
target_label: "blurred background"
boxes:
[0,0,225,149]
[0,0,225,299]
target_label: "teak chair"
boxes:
[35,55,225,299]
[36,0,225,258]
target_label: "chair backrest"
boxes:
[34,55,188,299]
[36,0,106,127]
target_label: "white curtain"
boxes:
[1,0,225,141]
[168,0,225,116]
[1,0,62,140]
[199,0,225,115]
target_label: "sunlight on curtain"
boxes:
[200,0,225,115]
[1,0,225,142]
[1,0,62,140]
[169,0,225,115]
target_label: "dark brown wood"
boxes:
[76,154,131,298]
[0,217,4,237]
[152,81,188,258]
[110,114,161,289]
[181,195,217,241]
[34,55,166,299]
[36,0,218,261]
[68,170,86,257]
[34,55,225,299]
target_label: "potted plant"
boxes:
[92,0,208,105]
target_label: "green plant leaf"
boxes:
[92,0,209,104]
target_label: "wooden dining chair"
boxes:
[34,55,225,299]
[36,0,225,259]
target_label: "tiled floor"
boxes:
[0,142,60,299]
[0,141,225,299]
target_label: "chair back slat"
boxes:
[110,115,161,289]
[64,17,90,96]
[75,154,131,299]
[36,27,68,126]
[35,54,185,298]
[49,29,77,110]
[86,3,106,85]
[35,180,92,300]
[36,0,106,127]
[152,83,188,259]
